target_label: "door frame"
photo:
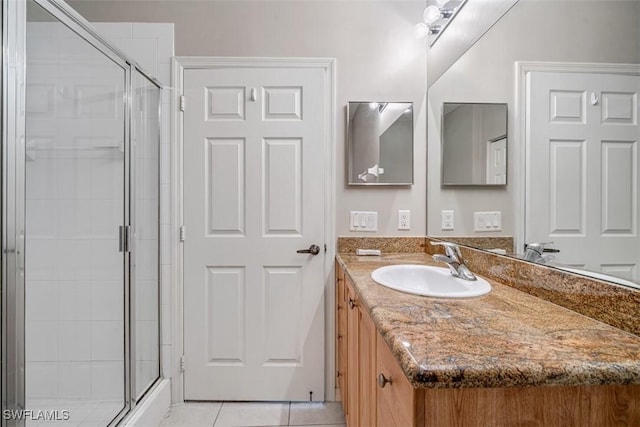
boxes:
[171,57,336,403]
[514,61,640,255]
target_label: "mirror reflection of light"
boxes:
[369,102,379,110]
[414,23,429,39]
[423,5,442,25]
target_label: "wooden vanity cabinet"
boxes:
[336,262,419,427]
[335,266,347,407]
[335,262,640,427]
[345,277,378,427]
[376,333,424,427]
[336,262,375,426]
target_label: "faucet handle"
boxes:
[430,241,462,259]
[525,241,555,255]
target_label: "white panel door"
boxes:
[487,137,507,184]
[183,65,327,401]
[527,71,639,281]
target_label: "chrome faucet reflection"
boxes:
[523,242,559,264]
[431,242,477,281]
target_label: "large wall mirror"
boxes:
[441,102,507,186]
[427,0,640,290]
[347,102,414,185]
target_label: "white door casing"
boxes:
[526,70,640,281]
[181,61,332,401]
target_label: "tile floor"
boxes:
[25,399,122,427]
[159,402,346,427]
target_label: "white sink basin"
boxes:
[371,264,491,298]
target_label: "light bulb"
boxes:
[423,6,442,25]
[369,102,379,110]
[414,23,428,39]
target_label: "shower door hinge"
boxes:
[180,355,185,373]
[119,225,132,253]
[180,225,186,242]
[180,95,185,112]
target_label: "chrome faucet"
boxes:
[523,242,559,264]
[431,242,477,281]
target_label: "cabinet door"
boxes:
[358,304,377,426]
[346,279,360,427]
[376,332,423,427]
[335,264,347,409]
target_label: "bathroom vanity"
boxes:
[335,253,640,426]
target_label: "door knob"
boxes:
[297,244,320,255]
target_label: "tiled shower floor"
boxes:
[159,402,346,427]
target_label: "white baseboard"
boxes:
[122,379,171,427]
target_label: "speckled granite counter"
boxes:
[337,253,640,389]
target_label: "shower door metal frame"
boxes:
[2,0,27,424]
[1,0,163,425]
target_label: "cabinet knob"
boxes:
[348,298,357,309]
[377,373,392,388]
[336,371,342,378]
[337,334,342,340]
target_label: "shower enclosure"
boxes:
[2,0,162,425]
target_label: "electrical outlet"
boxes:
[441,210,454,230]
[398,210,410,230]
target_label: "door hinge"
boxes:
[324,244,327,253]
[180,225,186,242]
[180,355,185,373]
[180,95,186,112]
[119,225,132,253]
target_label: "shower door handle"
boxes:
[119,225,132,253]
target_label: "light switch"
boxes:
[474,211,502,232]
[350,211,378,232]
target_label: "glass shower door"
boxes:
[25,1,127,424]
[131,70,160,402]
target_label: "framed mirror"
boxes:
[441,102,507,186]
[347,102,414,185]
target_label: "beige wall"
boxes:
[70,0,428,237]
[427,0,640,238]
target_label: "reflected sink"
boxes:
[371,264,491,298]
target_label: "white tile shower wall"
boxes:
[25,22,173,401]
[26,20,126,403]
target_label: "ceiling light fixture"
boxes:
[415,0,464,40]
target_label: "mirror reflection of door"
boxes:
[526,69,640,284]
[487,136,507,185]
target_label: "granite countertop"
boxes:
[337,253,640,389]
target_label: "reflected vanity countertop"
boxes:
[337,253,640,389]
